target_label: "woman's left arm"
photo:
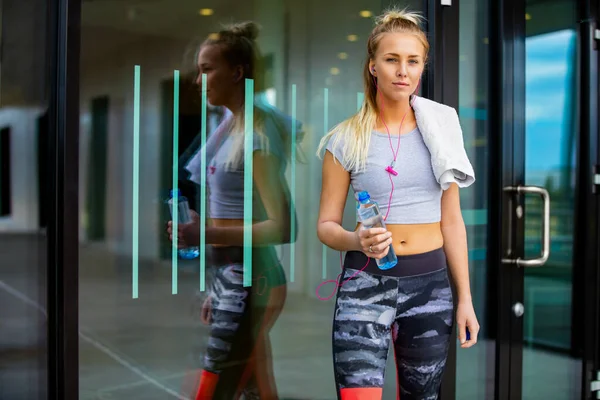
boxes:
[441,183,480,348]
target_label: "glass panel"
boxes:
[79,1,424,399]
[456,0,494,398]
[523,0,581,398]
[0,0,50,397]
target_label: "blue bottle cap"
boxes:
[170,189,181,198]
[357,191,370,202]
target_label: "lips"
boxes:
[393,82,410,87]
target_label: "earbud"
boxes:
[371,66,376,74]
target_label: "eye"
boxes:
[386,58,398,63]
[409,59,419,64]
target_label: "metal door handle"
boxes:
[501,185,550,267]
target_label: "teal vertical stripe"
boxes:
[322,87,329,279]
[132,65,141,299]
[171,70,180,295]
[290,84,297,283]
[356,92,364,111]
[243,79,254,287]
[199,73,207,292]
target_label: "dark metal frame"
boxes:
[47,0,80,398]
[578,1,600,398]
[489,0,527,397]
[424,1,460,399]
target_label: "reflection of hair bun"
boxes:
[377,9,423,27]
[227,21,260,40]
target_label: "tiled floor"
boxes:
[0,235,584,399]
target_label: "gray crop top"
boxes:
[206,132,281,220]
[186,106,302,220]
[326,127,443,224]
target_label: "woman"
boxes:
[316,8,479,400]
[168,21,301,400]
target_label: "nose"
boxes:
[397,63,408,77]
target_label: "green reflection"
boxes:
[132,65,140,299]
[290,84,297,282]
[200,73,207,292]
[171,70,180,295]
[243,78,254,287]
[322,87,329,279]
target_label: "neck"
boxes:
[224,89,246,117]
[376,95,413,125]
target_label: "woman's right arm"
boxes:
[317,151,391,256]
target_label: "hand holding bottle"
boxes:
[356,228,393,260]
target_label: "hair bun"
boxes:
[227,21,260,40]
[376,9,424,27]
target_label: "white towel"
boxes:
[412,96,476,190]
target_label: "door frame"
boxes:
[47,0,80,398]
[579,1,600,399]
[490,0,526,397]
[422,1,461,398]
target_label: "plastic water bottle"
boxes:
[356,191,397,270]
[167,189,199,260]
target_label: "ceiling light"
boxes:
[199,8,214,16]
[359,10,373,18]
[330,67,340,75]
[483,37,489,45]
[208,33,220,40]
[525,13,532,20]
[347,34,358,42]
[338,52,348,60]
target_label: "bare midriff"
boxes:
[355,222,444,256]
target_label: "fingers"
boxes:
[165,220,188,247]
[200,297,212,325]
[459,321,480,349]
[458,321,466,345]
[370,233,393,253]
[358,227,387,239]
[359,229,392,256]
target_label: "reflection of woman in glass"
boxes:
[168,22,301,399]
[317,9,479,400]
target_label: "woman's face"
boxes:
[195,44,242,107]
[370,32,426,103]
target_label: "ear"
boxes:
[233,65,244,82]
[368,62,376,76]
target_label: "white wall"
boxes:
[0,108,45,232]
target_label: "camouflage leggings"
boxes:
[332,249,453,400]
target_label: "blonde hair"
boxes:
[316,8,429,172]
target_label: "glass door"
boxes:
[521,1,580,397]
[494,0,600,399]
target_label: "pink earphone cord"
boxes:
[315,74,419,301]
